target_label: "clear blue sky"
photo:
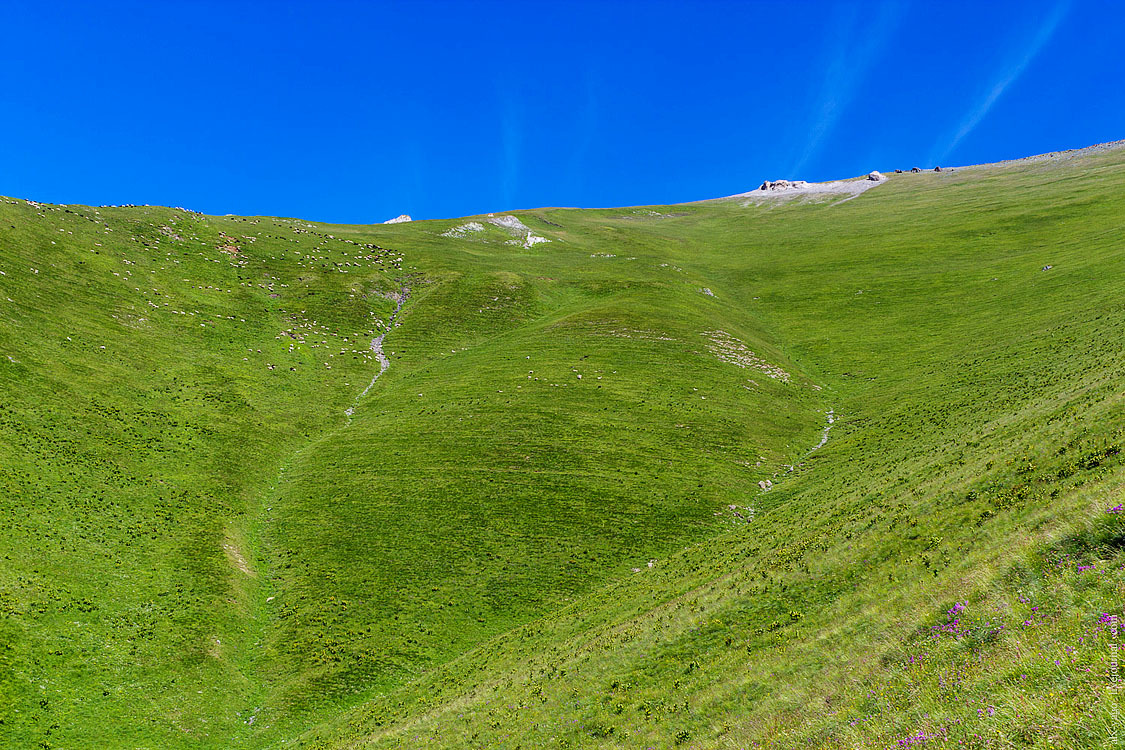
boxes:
[1,1,1120,223]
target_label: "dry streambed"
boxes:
[345,286,409,423]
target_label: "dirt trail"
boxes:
[345,285,409,423]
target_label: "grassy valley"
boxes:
[2,144,1124,748]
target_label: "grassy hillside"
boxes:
[2,144,1124,749]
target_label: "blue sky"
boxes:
[1,1,1120,223]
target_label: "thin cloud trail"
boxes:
[931,1,1071,165]
[499,94,523,210]
[567,71,600,198]
[790,2,905,177]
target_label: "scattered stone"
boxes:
[867,171,885,181]
[703,330,790,381]
[758,479,773,490]
[895,169,903,174]
[934,166,942,172]
[911,167,922,173]
[1042,265,1053,271]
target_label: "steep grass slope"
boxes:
[2,143,1125,749]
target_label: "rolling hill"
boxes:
[2,142,1124,749]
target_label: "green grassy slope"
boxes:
[2,144,1125,749]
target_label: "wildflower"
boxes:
[1108,505,1123,514]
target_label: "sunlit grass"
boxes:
[2,147,1125,748]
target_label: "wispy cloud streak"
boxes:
[499,94,522,210]
[567,71,600,196]
[931,2,1070,165]
[790,2,904,176]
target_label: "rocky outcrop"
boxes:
[440,221,484,238]
[488,215,551,248]
[487,215,531,233]
[867,171,885,181]
[384,214,412,224]
[521,232,550,248]
[759,179,810,192]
